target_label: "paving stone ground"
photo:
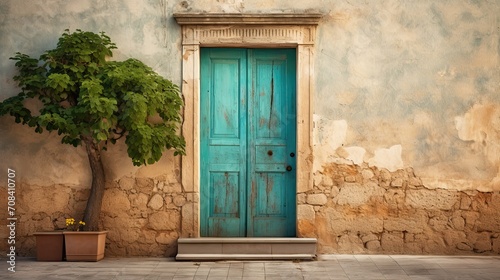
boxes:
[1,255,499,280]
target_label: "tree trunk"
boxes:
[82,137,106,231]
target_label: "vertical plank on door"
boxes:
[248,49,296,237]
[200,48,247,237]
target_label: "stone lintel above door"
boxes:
[174,13,321,46]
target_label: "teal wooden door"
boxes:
[200,48,296,237]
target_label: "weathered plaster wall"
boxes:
[0,0,499,257]
[0,0,184,186]
[313,1,500,192]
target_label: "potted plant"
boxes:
[63,218,107,261]
[0,30,185,258]
[33,231,65,261]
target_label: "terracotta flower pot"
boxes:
[34,231,65,261]
[63,231,108,261]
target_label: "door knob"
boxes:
[286,165,292,171]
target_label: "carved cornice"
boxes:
[174,13,321,46]
[174,13,322,26]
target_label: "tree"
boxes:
[0,30,185,230]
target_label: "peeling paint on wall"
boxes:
[367,145,403,172]
[313,115,347,170]
[455,103,500,191]
[313,115,404,172]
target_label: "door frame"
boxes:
[174,13,321,237]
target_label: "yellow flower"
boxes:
[65,217,85,231]
[65,218,75,226]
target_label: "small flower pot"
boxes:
[34,231,65,261]
[63,231,108,261]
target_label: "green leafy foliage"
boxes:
[0,29,185,165]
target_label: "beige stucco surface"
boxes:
[0,0,185,186]
[1,0,498,190]
[0,0,499,257]
[312,1,500,191]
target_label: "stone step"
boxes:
[176,237,317,261]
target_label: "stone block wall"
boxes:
[2,163,500,257]
[0,183,89,257]
[0,175,192,257]
[100,177,190,256]
[299,163,500,255]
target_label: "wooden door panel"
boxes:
[207,171,243,237]
[254,58,287,139]
[252,173,288,237]
[210,59,241,138]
